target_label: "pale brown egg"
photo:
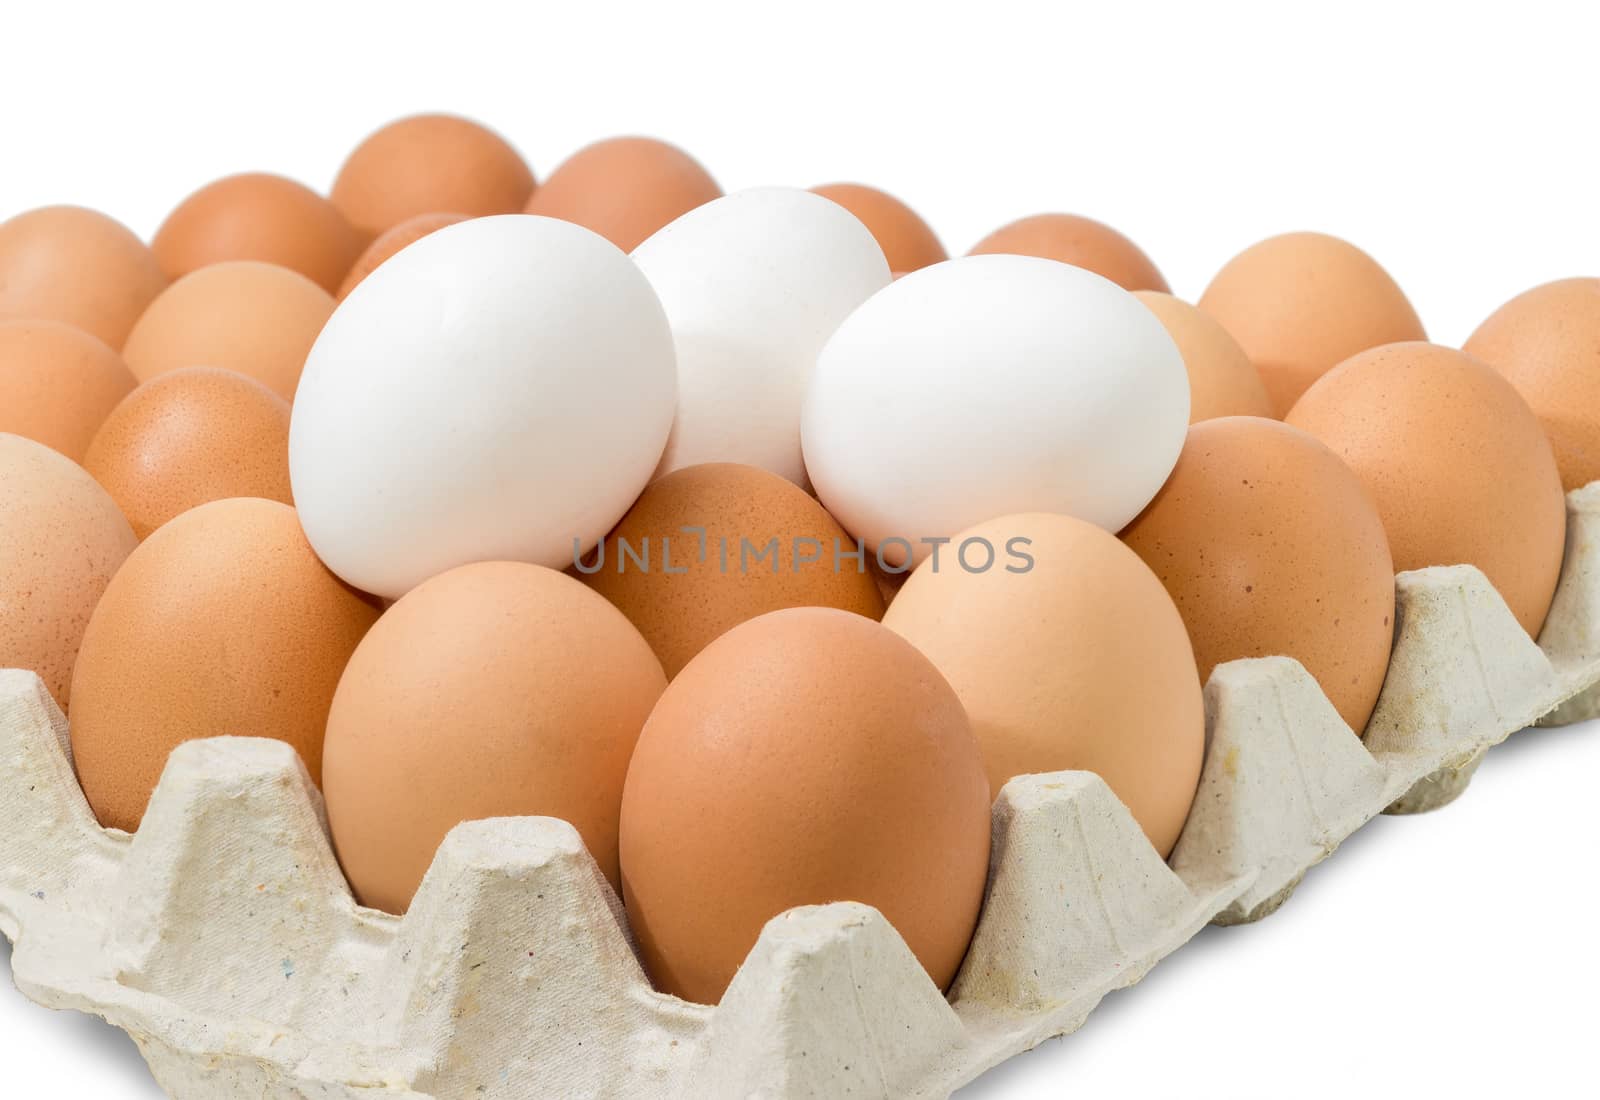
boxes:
[1463,277,1600,491]
[580,463,884,678]
[883,512,1203,857]
[0,205,167,348]
[1199,232,1425,416]
[68,498,380,832]
[1132,292,1273,422]
[1122,417,1395,734]
[332,114,536,239]
[322,561,665,913]
[1286,342,1565,638]
[83,367,292,540]
[810,183,947,273]
[0,319,138,462]
[0,434,136,712]
[151,173,364,294]
[525,137,720,253]
[619,607,990,1004]
[337,212,467,300]
[968,213,1169,292]
[122,261,334,401]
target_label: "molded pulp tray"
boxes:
[4,484,1600,1098]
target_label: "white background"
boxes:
[2,1,1597,1096]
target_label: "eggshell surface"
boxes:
[619,607,991,1004]
[322,561,666,914]
[0,319,138,461]
[631,188,891,486]
[290,215,677,600]
[336,212,467,300]
[802,255,1189,564]
[810,183,947,273]
[1286,342,1565,639]
[1133,292,1273,422]
[526,137,721,252]
[968,213,1168,292]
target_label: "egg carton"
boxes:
[3,484,1600,1099]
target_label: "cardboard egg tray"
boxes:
[3,483,1599,1099]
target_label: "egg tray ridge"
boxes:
[3,483,1600,1099]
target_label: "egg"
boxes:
[0,205,167,347]
[68,498,379,832]
[1463,277,1600,491]
[883,512,1203,857]
[526,137,721,253]
[631,187,891,485]
[1132,292,1273,422]
[331,114,536,238]
[579,463,884,677]
[802,255,1188,565]
[290,215,676,600]
[0,434,137,712]
[122,261,335,402]
[1286,342,1565,638]
[619,607,991,1004]
[0,319,138,461]
[83,367,292,540]
[968,213,1169,292]
[1199,232,1425,416]
[1122,417,1395,733]
[810,183,947,273]
[151,172,364,294]
[336,212,467,300]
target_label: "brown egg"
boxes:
[0,320,138,462]
[810,183,946,273]
[1463,278,1600,491]
[883,512,1203,857]
[83,367,292,540]
[1122,417,1395,733]
[580,463,884,678]
[332,114,536,239]
[968,213,1169,292]
[337,212,467,300]
[0,205,167,348]
[1132,292,1273,422]
[1286,342,1565,638]
[68,498,380,832]
[322,561,665,913]
[1199,232,1425,416]
[122,261,334,402]
[619,607,990,1004]
[0,434,137,712]
[151,173,364,294]
[525,137,720,253]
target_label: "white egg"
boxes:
[801,255,1189,564]
[631,187,890,486]
[289,215,676,599]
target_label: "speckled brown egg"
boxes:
[332,114,536,239]
[1464,278,1600,491]
[1122,417,1395,734]
[1133,292,1273,422]
[525,137,720,253]
[1287,342,1565,639]
[0,206,167,348]
[580,463,884,678]
[0,434,137,712]
[0,319,138,462]
[883,512,1203,857]
[619,607,991,1004]
[322,561,666,913]
[83,367,292,539]
[337,212,467,300]
[151,173,364,294]
[811,183,947,274]
[122,261,334,402]
[1199,232,1425,416]
[967,213,1169,292]
[68,497,380,832]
